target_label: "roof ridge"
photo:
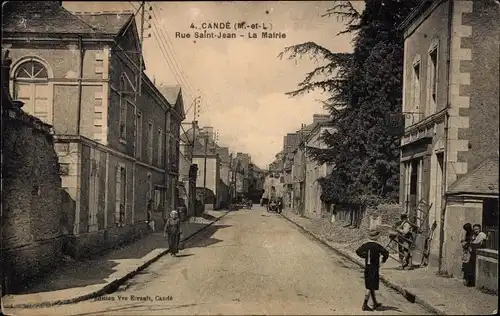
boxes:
[56,6,101,33]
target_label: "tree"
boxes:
[280,0,420,209]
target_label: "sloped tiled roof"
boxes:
[158,85,181,105]
[2,2,134,37]
[74,12,133,35]
[448,158,499,195]
[180,126,194,143]
[216,147,230,163]
[2,2,99,34]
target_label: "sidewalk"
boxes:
[3,210,229,309]
[282,209,498,315]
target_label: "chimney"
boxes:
[313,114,330,124]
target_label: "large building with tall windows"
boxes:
[2,1,185,258]
[399,0,499,287]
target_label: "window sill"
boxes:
[119,139,127,145]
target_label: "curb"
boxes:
[280,212,446,316]
[4,211,230,309]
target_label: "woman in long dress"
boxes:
[461,223,474,286]
[164,210,182,256]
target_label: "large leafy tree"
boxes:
[280,0,419,208]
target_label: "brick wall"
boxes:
[456,0,500,172]
[2,107,63,293]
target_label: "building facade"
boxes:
[158,85,185,213]
[3,2,182,258]
[192,126,222,208]
[399,0,499,286]
[179,121,197,216]
[304,123,335,219]
[283,133,299,209]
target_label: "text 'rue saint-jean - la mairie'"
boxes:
[175,21,287,39]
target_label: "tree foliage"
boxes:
[280,0,420,208]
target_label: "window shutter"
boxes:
[115,166,121,224]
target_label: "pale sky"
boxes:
[64,1,361,168]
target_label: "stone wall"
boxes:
[476,249,498,294]
[1,106,63,293]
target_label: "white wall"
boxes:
[193,157,218,195]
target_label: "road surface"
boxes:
[8,207,431,315]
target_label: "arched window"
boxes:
[13,59,51,124]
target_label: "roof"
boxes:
[306,121,335,142]
[2,2,100,34]
[180,126,194,143]
[158,85,182,105]
[74,12,134,35]
[216,147,230,163]
[398,0,434,32]
[2,2,135,37]
[448,158,499,195]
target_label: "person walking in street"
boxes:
[355,229,389,311]
[164,210,182,257]
[461,223,474,286]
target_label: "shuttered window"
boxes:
[116,165,126,226]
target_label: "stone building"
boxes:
[283,133,299,209]
[216,146,231,208]
[1,51,63,292]
[157,85,185,213]
[399,0,499,288]
[2,2,184,258]
[189,126,221,208]
[179,121,198,217]
[304,122,335,219]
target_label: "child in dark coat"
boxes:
[355,229,389,311]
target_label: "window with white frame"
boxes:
[119,76,127,140]
[158,128,163,167]
[13,59,51,124]
[428,47,438,114]
[136,111,143,159]
[148,121,154,165]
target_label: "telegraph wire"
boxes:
[130,1,198,150]
[130,1,197,105]
[149,4,197,99]
[150,2,198,97]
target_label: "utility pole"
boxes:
[191,97,201,157]
[202,132,209,210]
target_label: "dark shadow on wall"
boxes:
[61,189,76,238]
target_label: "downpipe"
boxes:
[76,36,84,135]
[438,0,453,274]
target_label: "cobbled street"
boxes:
[9,208,430,316]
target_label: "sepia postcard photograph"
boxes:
[1,0,499,315]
